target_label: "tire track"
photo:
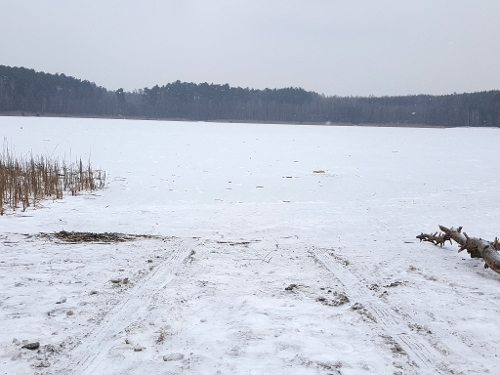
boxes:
[59,237,195,375]
[310,246,447,375]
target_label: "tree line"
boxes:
[1,65,499,127]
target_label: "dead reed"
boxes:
[0,144,105,215]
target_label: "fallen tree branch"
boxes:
[416,231,452,247]
[417,225,500,274]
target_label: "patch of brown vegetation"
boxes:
[35,231,169,244]
[0,143,105,214]
[38,231,148,243]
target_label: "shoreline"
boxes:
[0,111,451,129]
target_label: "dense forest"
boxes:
[1,65,499,127]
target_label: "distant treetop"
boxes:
[1,65,499,127]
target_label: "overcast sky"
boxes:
[1,1,500,96]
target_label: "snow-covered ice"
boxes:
[1,116,500,374]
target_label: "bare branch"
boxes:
[418,226,500,274]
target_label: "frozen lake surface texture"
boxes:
[1,116,500,374]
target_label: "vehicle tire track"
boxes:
[59,237,195,375]
[310,246,447,375]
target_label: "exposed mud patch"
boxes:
[381,335,407,356]
[216,240,260,246]
[316,292,350,307]
[408,323,433,335]
[37,231,164,243]
[351,302,377,322]
[317,360,343,374]
[384,281,404,288]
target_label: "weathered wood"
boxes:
[417,226,500,274]
[416,232,452,247]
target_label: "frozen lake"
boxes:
[3,117,500,240]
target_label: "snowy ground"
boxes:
[1,116,500,375]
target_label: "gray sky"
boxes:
[1,0,500,96]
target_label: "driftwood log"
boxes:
[417,226,500,274]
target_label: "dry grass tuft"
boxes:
[0,143,105,215]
